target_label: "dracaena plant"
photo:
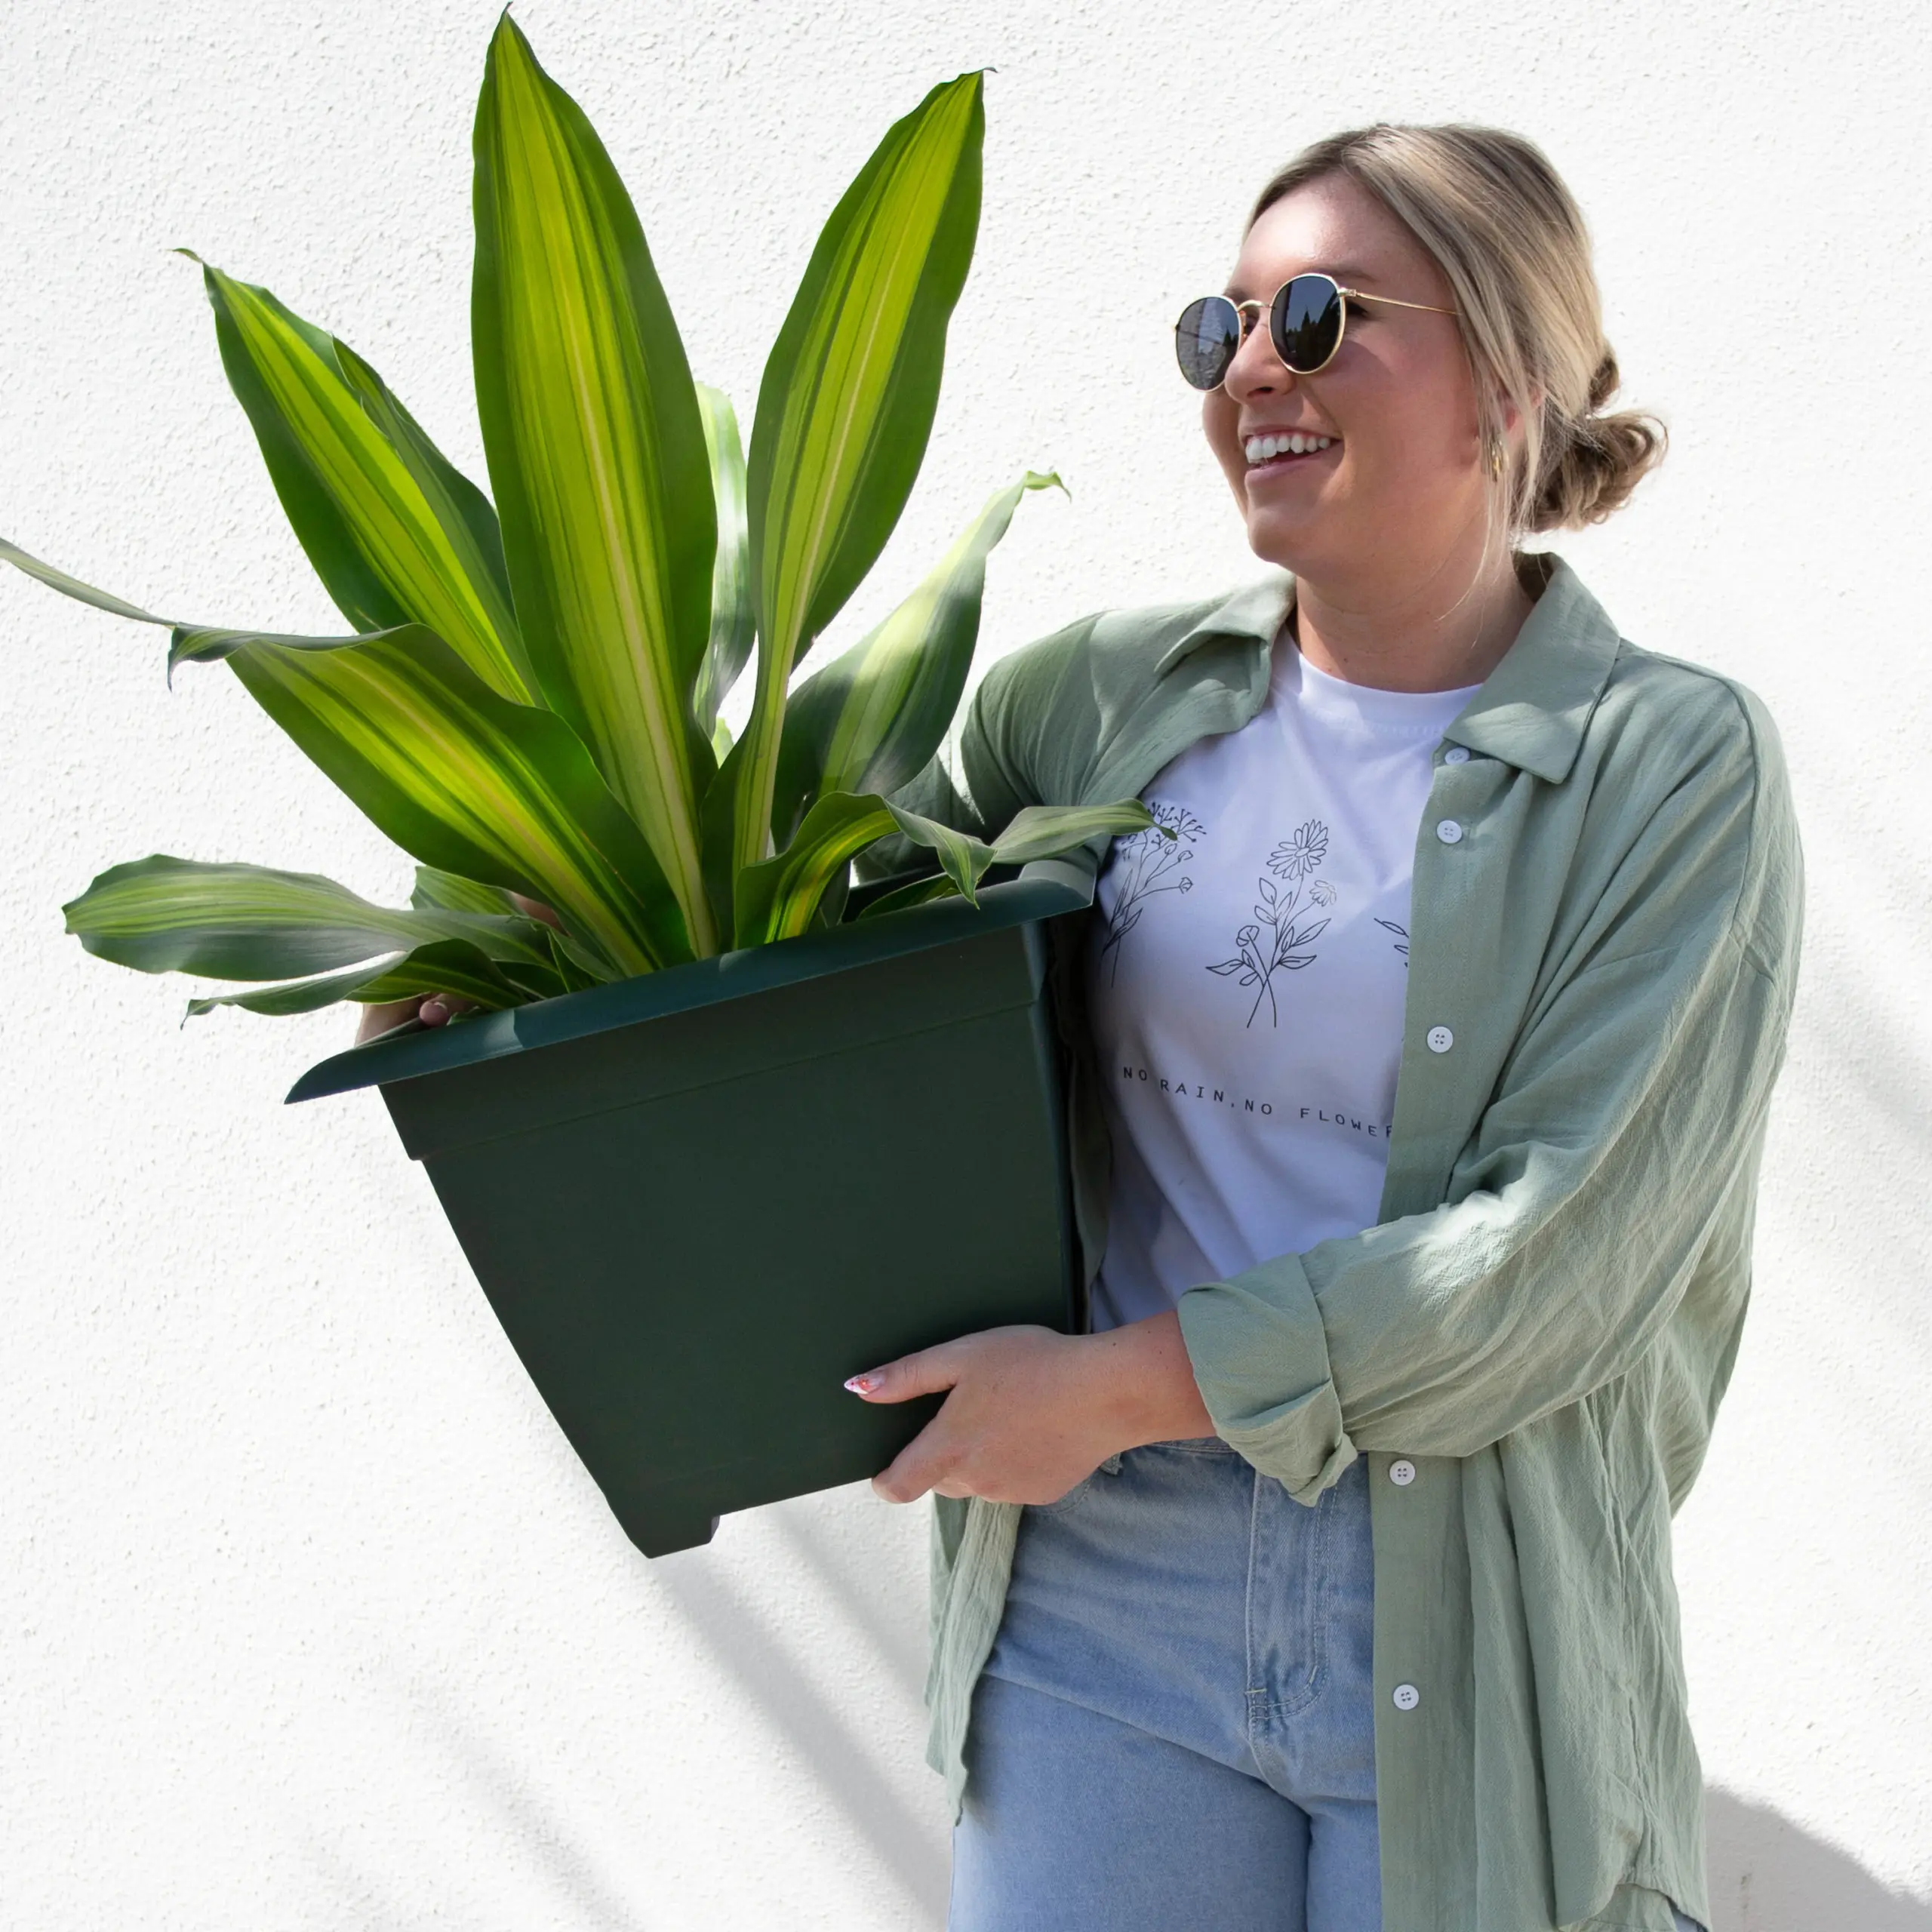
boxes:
[3,17,1151,1025]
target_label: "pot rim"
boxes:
[287,856,1094,1105]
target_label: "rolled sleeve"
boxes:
[1177,1257,1355,1501]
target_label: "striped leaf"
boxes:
[210,626,691,977]
[855,801,1162,921]
[985,801,1161,867]
[190,255,533,701]
[0,537,395,667]
[851,871,961,921]
[183,938,546,1020]
[410,865,526,917]
[0,540,685,975]
[732,790,1134,946]
[693,385,755,744]
[734,791,895,946]
[734,71,984,873]
[411,863,608,986]
[64,855,557,980]
[894,805,993,906]
[472,14,719,953]
[771,470,1058,844]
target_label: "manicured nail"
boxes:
[844,1374,878,1395]
[421,998,449,1024]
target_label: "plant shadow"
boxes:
[651,1503,948,1924]
[1705,1789,1931,1931]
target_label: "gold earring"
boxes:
[1487,439,1506,478]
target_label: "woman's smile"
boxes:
[1241,427,1340,482]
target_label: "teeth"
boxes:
[1244,433,1334,466]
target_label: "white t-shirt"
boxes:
[1087,637,1480,1331]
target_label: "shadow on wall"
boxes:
[1706,1789,1932,1931]
[652,1510,949,1925]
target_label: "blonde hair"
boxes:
[1251,125,1665,534]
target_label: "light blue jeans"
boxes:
[952,1438,1379,1931]
[949,1438,1703,1932]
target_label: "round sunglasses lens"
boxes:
[1272,275,1344,373]
[1175,297,1241,390]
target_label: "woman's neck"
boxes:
[1291,552,1535,694]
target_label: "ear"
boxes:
[1494,383,1542,438]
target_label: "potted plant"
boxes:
[4,17,1155,1555]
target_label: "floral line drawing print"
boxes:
[1098,798,1206,986]
[1376,916,1410,965]
[1208,818,1335,1027]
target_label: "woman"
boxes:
[841,125,1802,1932]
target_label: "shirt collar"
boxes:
[1152,552,1621,786]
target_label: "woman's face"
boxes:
[1204,174,1487,589]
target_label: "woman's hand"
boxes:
[352,891,561,1044]
[847,1307,1216,1506]
[354,993,472,1042]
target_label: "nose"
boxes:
[1224,309,1294,404]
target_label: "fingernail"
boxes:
[844,1374,878,1395]
[421,998,449,1025]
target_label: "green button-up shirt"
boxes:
[889,555,1802,1932]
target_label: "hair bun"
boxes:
[1531,351,1668,531]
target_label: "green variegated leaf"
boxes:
[890,801,992,904]
[986,801,1159,866]
[411,863,609,985]
[64,855,556,980]
[856,801,1160,921]
[185,957,414,1019]
[183,938,540,1020]
[356,937,565,1004]
[541,924,605,993]
[772,470,1059,844]
[410,865,525,917]
[0,540,685,976]
[853,872,960,921]
[734,786,1038,945]
[217,626,690,977]
[734,791,896,946]
[0,537,404,670]
[694,384,755,739]
[734,71,984,874]
[189,256,534,700]
[472,14,719,953]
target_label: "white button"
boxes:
[1435,819,1463,844]
[1426,1025,1454,1054]
[1392,1682,1421,1712]
[1444,746,1471,764]
[1389,1459,1417,1486]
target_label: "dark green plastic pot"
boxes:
[291,860,1092,1557]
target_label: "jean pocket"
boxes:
[1028,1475,1094,1518]
[1029,1452,1126,1516]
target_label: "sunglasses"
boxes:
[1174,272,1457,389]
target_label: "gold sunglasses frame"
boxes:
[1177,273,1458,386]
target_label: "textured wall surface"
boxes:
[3,3,1928,1927]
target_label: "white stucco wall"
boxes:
[3,2,1927,1926]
